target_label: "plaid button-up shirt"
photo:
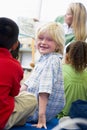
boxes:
[24,53,65,122]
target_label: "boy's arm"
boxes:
[20,84,28,92]
[33,93,49,129]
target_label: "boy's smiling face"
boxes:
[36,32,58,55]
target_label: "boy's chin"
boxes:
[39,50,49,55]
[40,52,48,55]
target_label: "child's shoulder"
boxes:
[49,53,62,60]
[48,53,62,65]
[9,57,22,69]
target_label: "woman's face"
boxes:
[64,8,73,26]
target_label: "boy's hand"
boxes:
[32,114,47,129]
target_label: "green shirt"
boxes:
[58,64,87,118]
[55,15,64,24]
[55,16,75,45]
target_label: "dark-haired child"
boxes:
[57,41,87,118]
[0,17,37,129]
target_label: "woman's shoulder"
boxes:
[55,15,64,24]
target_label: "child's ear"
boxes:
[65,53,70,64]
[55,45,59,52]
[11,41,18,51]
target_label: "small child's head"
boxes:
[65,41,87,72]
[36,22,65,55]
[0,17,19,50]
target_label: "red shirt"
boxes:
[0,48,23,129]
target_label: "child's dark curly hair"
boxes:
[66,41,87,72]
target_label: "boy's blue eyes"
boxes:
[38,37,53,41]
[39,37,43,40]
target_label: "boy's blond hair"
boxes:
[36,22,65,55]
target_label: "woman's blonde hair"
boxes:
[69,2,87,41]
[36,22,65,55]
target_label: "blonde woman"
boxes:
[55,2,87,45]
[21,22,65,129]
